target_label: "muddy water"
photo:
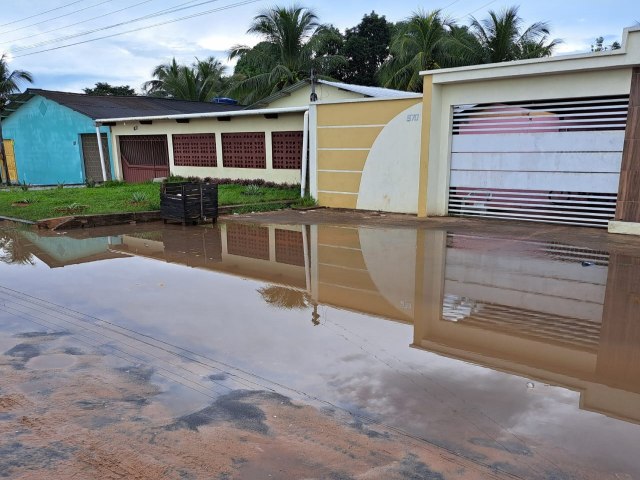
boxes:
[1,221,639,479]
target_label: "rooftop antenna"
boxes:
[310,69,318,102]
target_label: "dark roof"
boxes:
[2,89,243,121]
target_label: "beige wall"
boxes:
[110,112,305,184]
[267,83,366,109]
[311,97,423,212]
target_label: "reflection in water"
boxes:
[258,285,310,310]
[0,226,35,265]
[2,220,640,477]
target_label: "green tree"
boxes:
[143,56,227,101]
[83,82,136,96]
[378,10,458,92]
[233,41,279,78]
[228,4,344,105]
[0,54,33,186]
[469,6,561,63]
[591,36,621,52]
[337,12,392,86]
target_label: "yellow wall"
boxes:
[1,140,18,182]
[314,97,423,211]
[110,113,304,184]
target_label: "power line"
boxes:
[440,0,464,11]
[0,0,85,28]
[462,0,499,18]
[12,0,264,58]
[10,0,226,53]
[1,0,155,46]
[0,0,115,36]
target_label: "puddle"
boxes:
[1,221,640,479]
[26,354,77,370]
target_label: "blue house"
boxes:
[1,89,242,185]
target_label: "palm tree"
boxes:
[228,4,343,105]
[0,54,33,186]
[378,10,459,92]
[258,285,310,309]
[0,228,34,265]
[143,56,227,102]
[469,6,561,63]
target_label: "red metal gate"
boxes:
[119,135,170,182]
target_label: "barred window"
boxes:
[272,131,303,169]
[221,132,266,169]
[172,134,217,167]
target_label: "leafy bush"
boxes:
[243,184,264,196]
[294,195,317,208]
[130,191,148,203]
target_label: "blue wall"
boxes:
[2,95,114,185]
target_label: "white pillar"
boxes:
[300,110,309,197]
[95,124,108,181]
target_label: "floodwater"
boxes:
[0,219,639,479]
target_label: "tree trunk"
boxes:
[0,118,10,186]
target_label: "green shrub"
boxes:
[243,184,264,196]
[130,192,148,203]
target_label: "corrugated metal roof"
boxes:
[317,80,421,99]
[2,89,243,121]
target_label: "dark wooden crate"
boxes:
[160,182,218,224]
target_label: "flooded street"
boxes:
[1,218,639,479]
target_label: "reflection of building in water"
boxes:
[11,221,639,425]
[13,230,126,267]
[310,225,417,323]
[412,231,640,425]
[111,224,308,290]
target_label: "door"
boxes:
[119,135,170,182]
[448,95,629,228]
[81,133,111,182]
[2,139,18,182]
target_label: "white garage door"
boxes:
[448,95,629,227]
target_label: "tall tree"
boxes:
[469,6,560,63]
[591,36,621,52]
[83,82,135,96]
[337,12,392,86]
[228,4,344,105]
[143,56,227,101]
[0,54,33,186]
[378,10,457,92]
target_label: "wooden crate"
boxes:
[160,182,218,225]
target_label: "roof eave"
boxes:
[95,105,309,124]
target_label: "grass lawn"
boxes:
[0,182,301,221]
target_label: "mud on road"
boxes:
[0,331,503,480]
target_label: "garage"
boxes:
[119,135,170,182]
[447,95,629,228]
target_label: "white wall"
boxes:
[110,112,305,184]
[425,68,633,216]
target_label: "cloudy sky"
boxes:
[1,0,638,93]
